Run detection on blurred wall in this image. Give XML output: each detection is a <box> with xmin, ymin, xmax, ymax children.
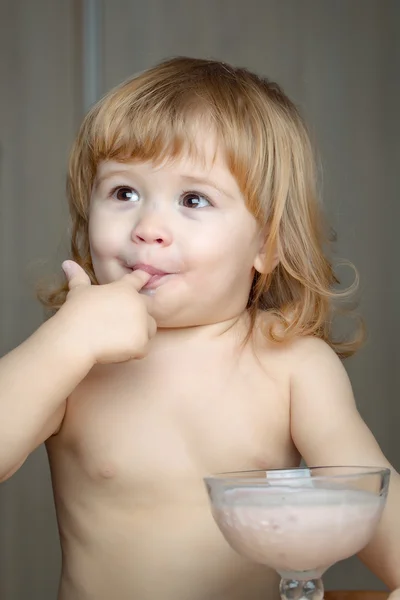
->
<box><xmin>0</xmin><ymin>0</ymin><xmax>399</xmax><ymax>597</ymax></box>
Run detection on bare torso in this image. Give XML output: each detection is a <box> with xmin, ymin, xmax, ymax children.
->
<box><xmin>46</xmin><ymin>325</ymin><xmax>300</xmax><ymax>600</ymax></box>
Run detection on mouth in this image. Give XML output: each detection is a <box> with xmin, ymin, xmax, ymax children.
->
<box><xmin>128</xmin><ymin>263</ymin><xmax>174</xmax><ymax>290</ymax></box>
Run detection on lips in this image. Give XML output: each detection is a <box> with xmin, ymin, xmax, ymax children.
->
<box><xmin>131</xmin><ymin>263</ymin><xmax>168</xmax><ymax>277</ymax></box>
<box><xmin>129</xmin><ymin>262</ymin><xmax>174</xmax><ymax>290</ymax></box>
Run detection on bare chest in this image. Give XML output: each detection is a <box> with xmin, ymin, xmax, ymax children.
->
<box><xmin>51</xmin><ymin>346</ymin><xmax>296</xmax><ymax>496</ymax></box>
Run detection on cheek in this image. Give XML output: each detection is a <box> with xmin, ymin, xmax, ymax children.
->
<box><xmin>89</xmin><ymin>213</ymin><xmax>125</xmax><ymax>259</ymax></box>
<box><xmin>188</xmin><ymin>219</ymin><xmax>258</xmax><ymax>271</ymax></box>
<box><xmin>185</xmin><ymin>234</ymin><xmax>254</xmax><ymax>295</ymax></box>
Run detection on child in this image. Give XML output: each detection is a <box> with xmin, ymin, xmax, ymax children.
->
<box><xmin>0</xmin><ymin>57</ymin><xmax>399</xmax><ymax>600</ymax></box>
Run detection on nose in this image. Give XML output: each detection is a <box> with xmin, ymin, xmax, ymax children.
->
<box><xmin>131</xmin><ymin>210</ymin><xmax>173</xmax><ymax>247</ymax></box>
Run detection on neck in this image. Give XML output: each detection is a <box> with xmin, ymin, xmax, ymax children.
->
<box><xmin>154</xmin><ymin>312</ymin><xmax>251</xmax><ymax>344</ymax></box>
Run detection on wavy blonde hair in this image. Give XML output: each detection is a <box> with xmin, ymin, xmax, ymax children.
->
<box><xmin>39</xmin><ymin>56</ymin><xmax>363</xmax><ymax>358</ymax></box>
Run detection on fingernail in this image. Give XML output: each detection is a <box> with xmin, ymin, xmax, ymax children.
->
<box><xmin>62</xmin><ymin>261</ymin><xmax>71</xmax><ymax>275</ymax></box>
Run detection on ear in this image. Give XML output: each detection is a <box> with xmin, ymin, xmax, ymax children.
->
<box><xmin>253</xmin><ymin>234</ymin><xmax>279</xmax><ymax>275</ymax></box>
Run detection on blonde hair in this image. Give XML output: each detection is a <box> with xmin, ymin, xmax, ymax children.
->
<box><xmin>39</xmin><ymin>56</ymin><xmax>363</xmax><ymax>358</ymax></box>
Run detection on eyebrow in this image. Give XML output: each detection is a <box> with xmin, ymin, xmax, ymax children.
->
<box><xmin>93</xmin><ymin>169</ymin><xmax>134</xmax><ymax>190</ymax></box>
<box><xmin>179</xmin><ymin>175</ymin><xmax>235</xmax><ymax>199</ymax></box>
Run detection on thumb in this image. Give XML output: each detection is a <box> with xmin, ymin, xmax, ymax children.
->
<box><xmin>62</xmin><ymin>260</ymin><xmax>91</xmax><ymax>290</ymax></box>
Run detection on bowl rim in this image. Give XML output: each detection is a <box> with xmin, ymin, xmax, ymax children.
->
<box><xmin>204</xmin><ymin>465</ymin><xmax>391</xmax><ymax>484</ymax></box>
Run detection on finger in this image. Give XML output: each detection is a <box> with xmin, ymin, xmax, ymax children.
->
<box><xmin>62</xmin><ymin>260</ymin><xmax>91</xmax><ymax>290</ymax></box>
<box><xmin>126</xmin><ymin>268</ymin><xmax>153</xmax><ymax>290</ymax></box>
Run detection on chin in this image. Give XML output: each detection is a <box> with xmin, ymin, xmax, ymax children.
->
<box><xmin>149</xmin><ymin>307</ymin><xmax>197</xmax><ymax>329</ymax></box>
<box><xmin>152</xmin><ymin>312</ymin><xmax>188</xmax><ymax>329</ymax></box>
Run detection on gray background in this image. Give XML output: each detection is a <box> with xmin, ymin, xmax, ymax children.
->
<box><xmin>0</xmin><ymin>0</ymin><xmax>399</xmax><ymax>597</ymax></box>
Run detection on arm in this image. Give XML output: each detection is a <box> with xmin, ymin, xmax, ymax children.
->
<box><xmin>0</xmin><ymin>313</ymin><xmax>93</xmax><ymax>481</ymax></box>
<box><xmin>289</xmin><ymin>337</ymin><xmax>400</xmax><ymax>589</ymax></box>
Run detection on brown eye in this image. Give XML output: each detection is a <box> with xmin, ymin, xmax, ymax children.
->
<box><xmin>113</xmin><ymin>187</ymin><xmax>140</xmax><ymax>202</ymax></box>
<box><xmin>181</xmin><ymin>192</ymin><xmax>211</xmax><ymax>208</ymax></box>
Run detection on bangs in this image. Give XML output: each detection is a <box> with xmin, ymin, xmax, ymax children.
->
<box><xmin>92</xmin><ymin>89</ymin><xmax>218</xmax><ymax>167</ymax></box>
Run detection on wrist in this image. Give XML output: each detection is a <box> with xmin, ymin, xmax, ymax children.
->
<box><xmin>35</xmin><ymin>309</ymin><xmax>95</xmax><ymax>375</ymax></box>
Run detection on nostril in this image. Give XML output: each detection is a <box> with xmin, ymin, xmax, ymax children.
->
<box><xmin>133</xmin><ymin>231</ymin><xmax>168</xmax><ymax>244</ymax></box>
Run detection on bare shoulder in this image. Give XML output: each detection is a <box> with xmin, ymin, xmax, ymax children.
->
<box><xmin>279</xmin><ymin>333</ymin><xmax>357</xmax><ymax>421</ymax></box>
<box><xmin>252</xmin><ymin>313</ymin><xmax>342</xmax><ymax>373</ymax></box>
<box><xmin>285</xmin><ymin>335</ymin><xmax>352</xmax><ymax>396</ymax></box>
<box><xmin>284</xmin><ymin>334</ymin><xmax>346</xmax><ymax>373</ymax></box>
<box><xmin>251</xmin><ymin>313</ymin><xmax>353</xmax><ymax>411</ymax></box>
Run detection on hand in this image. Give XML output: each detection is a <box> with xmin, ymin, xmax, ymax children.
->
<box><xmin>388</xmin><ymin>590</ymin><xmax>400</xmax><ymax>600</ymax></box>
<box><xmin>57</xmin><ymin>260</ymin><xmax>157</xmax><ymax>364</ymax></box>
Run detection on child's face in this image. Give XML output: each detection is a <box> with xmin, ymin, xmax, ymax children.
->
<box><xmin>88</xmin><ymin>131</ymin><xmax>265</xmax><ymax>327</ymax></box>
